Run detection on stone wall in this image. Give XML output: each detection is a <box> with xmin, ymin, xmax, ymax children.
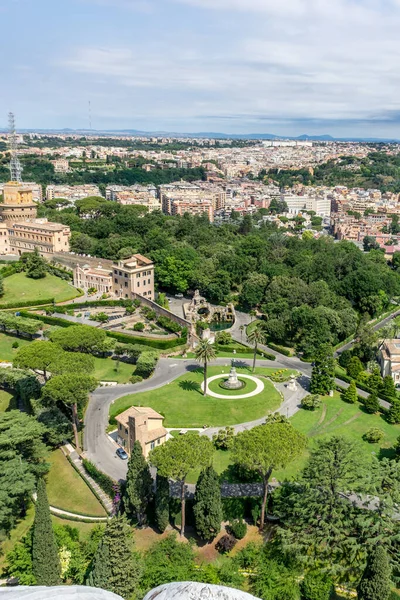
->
<box><xmin>169</xmin><ymin>481</ymin><xmax>265</xmax><ymax>499</ymax></box>
<box><xmin>132</xmin><ymin>293</ymin><xmax>191</xmax><ymax>329</ymax></box>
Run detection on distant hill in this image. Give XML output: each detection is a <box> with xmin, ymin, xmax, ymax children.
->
<box><xmin>0</xmin><ymin>127</ymin><xmax>399</xmax><ymax>143</ymax></box>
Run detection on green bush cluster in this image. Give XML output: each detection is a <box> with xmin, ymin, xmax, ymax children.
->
<box><xmin>0</xmin><ymin>298</ymin><xmax>55</xmax><ymax>310</ymax></box>
<box><xmin>156</xmin><ymin>315</ymin><xmax>183</xmax><ymax>334</ymax></box>
<box><xmin>82</xmin><ymin>458</ymin><xmax>117</xmax><ymax>499</ymax></box>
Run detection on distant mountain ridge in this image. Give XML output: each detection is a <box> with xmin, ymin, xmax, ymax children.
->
<box><xmin>0</xmin><ymin>127</ymin><xmax>398</xmax><ymax>143</ymax></box>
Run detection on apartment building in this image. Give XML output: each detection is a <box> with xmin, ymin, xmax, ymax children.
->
<box><xmin>106</xmin><ymin>185</ymin><xmax>161</xmax><ymax>211</ymax></box>
<box><xmin>51</xmin><ymin>159</ymin><xmax>70</xmax><ymax>173</ymax></box>
<box><xmin>159</xmin><ymin>182</ymin><xmax>225</xmax><ymax>222</ymax></box>
<box><xmin>73</xmin><ymin>254</ymin><xmax>155</xmax><ymax>299</ymax></box>
<box><xmin>283</xmin><ymin>194</ymin><xmax>332</xmax><ymax>216</ymax></box>
<box><xmin>46</xmin><ymin>184</ymin><xmax>101</xmax><ymax>201</ymax></box>
<box><xmin>112</xmin><ymin>254</ymin><xmax>154</xmax><ymax>300</ymax></box>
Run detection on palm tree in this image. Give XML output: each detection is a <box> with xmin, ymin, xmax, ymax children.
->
<box><xmin>195</xmin><ymin>339</ymin><xmax>216</xmax><ymax>396</ymax></box>
<box><xmin>247</xmin><ymin>326</ymin><xmax>266</xmax><ymax>372</ymax></box>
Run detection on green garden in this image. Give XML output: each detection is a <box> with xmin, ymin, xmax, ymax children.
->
<box><xmin>109</xmin><ymin>366</ymin><xmax>284</xmax><ymax>429</ymax></box>
<box><xmin>1</xmin><ymin>272</ymin><xmax>80</xmax><ymax>305</ymax></box>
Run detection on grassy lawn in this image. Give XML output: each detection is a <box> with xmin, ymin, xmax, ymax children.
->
<box><xmin>109</xmin><ymin>366</ymin><xmax>284</xmax><ymax>429</ymax></box>
<box><xmin>46</xmin><ymin>450</ymin><xmax>106</xmax><ymax>517</ymax></box>
<box><xmin>93</xmin><ymin>356</ymin><xmax>135</xmax><ymax>383</ymax></box>
<box><xmin>0</xmin><ymin>389</ymin><xmax>16</xmax><ymax>412</ymax></box>
<box><xmin>2</xmin><ymin>272</ymin><xmax>80</xmax><ymax>305</ymax></box>
<box><xmin>274</xmin><ymin>392</ymin><xmax>400</xmax><ymax>481</ymax></box>
<box><xmin>0</xmin><ymin>332</ymin><xmax>32</xmax><ymax>362</ymax></box>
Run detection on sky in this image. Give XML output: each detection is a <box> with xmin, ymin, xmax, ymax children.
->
<box><xmin>2</xmin><ymin>0</ymin><xmax>400</xmax><ymax>137</ymax></box>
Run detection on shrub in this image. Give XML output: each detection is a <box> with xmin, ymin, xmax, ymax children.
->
<box><xmin>301</xmin><ymin>571</ymin><xmax>334</xmax><ymax>600</ymax></box>
<box><xmin>301</xmin><ymin>394</ymin><xmax>321</xmax><ymax>411</ymax></box>
<box><xmin>363</xmin><ymin>428</ymin><xmax>385</xmax><ymax>443</ymax></box>
<box><xmin>12</xmin><ymin>341</ymin><xmax>19</xmax><ymax>349</ymax></box>
<box><xmin>363</xmin><ymin>392</ymin><xmax>380</xmax><ymax>414</ymax></box>
<box><xmin>133</xmin><ymin>322</ymin><xmax>145</xmax><ymax>332</ymax></box>
<box><xmin>82</xmin><ymin>459</ymin><xmax>117</xmax><ymax>498</ymax></box>
<box><xmin>212</xmin><ymin>426</ymin><xmax>235</xmax><ymax>450</ymax></box>
<box><xmin>215</xmin><ymin>331</ymin><xmax>232</xmax><ymax>346</ymax></box>
<box><xmin>156</xmin><ymin>315</ymin><xmax>183</xmax><ymax>334</ymax></box>
<box><xmin>267</xmin><ymin>342</ymin><xmax>292</xmax><ymax>357</ymax></box>
<box><xmin>135</xmin><ymin>352</ymin><xmax>158</xmax><ymax>378</ymax></box>
<box><xmin>216</xmin><ymin>534</ymin><xmax>236</xmax><ymax>554</ymax></box>
<box><xmin>129</xmin><ymin>375</ymin><xmax>143</xmax><ymax>384</ymax></box>
<box><xmin>338</xmin><ymin>349</ymin><xmax>352</xmax><ymax>369</ymax></box>
<box><xmin>228</xmin><ymin>519</ymin><xmax>247</xmax><ymax>540</ymax></box>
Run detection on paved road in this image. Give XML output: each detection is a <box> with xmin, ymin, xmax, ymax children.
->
<box><xmin>83</xmin><ymin>356</ymin><xmax>306</xmax><ymax>481</ymax></box>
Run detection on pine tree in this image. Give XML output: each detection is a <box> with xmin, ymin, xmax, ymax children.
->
<box><xmin>32</xmin><ymin>478</ymin><xmax>61</xmax><ymax>586</ymax></box>
<box><xmin>86</xmin><ymin>515</ymin><xmax>141</xmax><ymax>599</ymax></box>
<box><xmin>193</xmin><ymin>466</ymin><xmax>223</xmax><ymax>542</ymax></box>
<box><xmin>364</xmin><ymin>392</ymin><xmax>380</xmax><ymax>414</ymax></box>
<box><xmin>381</xmin><ymin>375</ymin><xmax>397</xmax><ymax>399</ymax></box>
<box><xmin>387</xmin><ymin>399</ymin><xmax>400</xmax><ymax>424</ymax></box>
<box><xmin>310</xmin><ymin>344</ymin><xmax>335</xmax><ymax>395</ymax></box>
<box><xmin>357</xmin><ymin>546</ymin><xmax>391</xmax><ymax>600</ymax></box>
<box><xmin>123</xmin><ymin>441</ymin><xmax>153</xmax><ymax>526</ymax></box>
<box><xmin>155</xmin><ymin>474</ymin><xmax>170</xmax><ymax>533</ymax></box>
<box><xmin>86</xmin><ymin>535</ymin><xmax>109</xmax><ymax>591</ymax></box>
<box><xmin>342</xmin><ymin>380</ymin><xmax>357</xmax><ymax>404</ymax></box>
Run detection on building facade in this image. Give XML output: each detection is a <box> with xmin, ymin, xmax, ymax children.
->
<box><xmin>73</xmin><ymin>254</ymin><xmax>155</xmax><ymax>299</ymax></box>
<box><xmin>379</xmin><ymin>340</ymin><xmax>400</xmax><ymax>385</ymax></box>
<box><xmin>115</xmin><ymin>406</ymin><xmax>167</xmax><ymax>458</ymax></box>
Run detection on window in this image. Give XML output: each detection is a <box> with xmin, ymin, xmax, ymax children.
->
<box><xmin>124</xmin><ymin>273</ymin><xmax>128</xmax><ymax>278</ymax></box>
<box><xmin>148</xmin><ymin>279</ymin><xmax>151</xmax><ymax>284</ymax></box>
<box><xmin>119</xmin><ymin>271</ymin><xmax>122</xmax><ymax>276</ymax></box>
<box><xmin>136</xmin><ymin>273</ymin><xmax>140</xmax><ymax>278</ymax></box>
<box><xmin>114</xmin><ymin>269</ymin><xmax>118</xmax><ymax>275</ymax></box>
<box><xmin>114</xmin><ymin>278</ymin><xmax>118</xmax><ymax>284</ymax></box>
<box><xmin>137</xmin><ymin>281</ymin><xmax>140</xmax><ymax>287</ymax></box>
<box><xmin>125</xmin><ymin>428</ymin><xmax>128</xmax><ymax>435</ymax></box>
<box><xmin>124</xmin><ymin>282</ymin><xmax>128</xmax><ymax>288</ymax></box>
<box><xmin>119</xmin><ymin>423</ymin><xmax>122</xmax><ymax>430</ymax></box>
<box><xmin>151</xmin><ymin>441</ymin><xmax>155</xmax><ymax>450</ymax></box>
<box><xmin>157</xmin><ymin>438</ymin><xmax>161</xmax><ymax>445</ymax></box>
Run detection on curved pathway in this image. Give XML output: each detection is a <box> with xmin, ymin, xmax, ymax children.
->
<box><xmin>84</xmin><ymin>357</ymin><xmax>309</xmax><ymax>481</ymax></box>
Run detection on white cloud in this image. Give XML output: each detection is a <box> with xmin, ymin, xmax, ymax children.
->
<box><xmin>55</xmin><ymin>0</ymin><xmax>400</xmax><ymax>132</ymax></box>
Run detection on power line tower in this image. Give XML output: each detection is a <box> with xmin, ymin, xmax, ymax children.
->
<box><xmin>8</xmin><ymin>112</ymin><xmax>22</xmax><ymax>183</ymax></box>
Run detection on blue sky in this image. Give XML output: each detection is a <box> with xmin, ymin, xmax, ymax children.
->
<box><xmin>2</xmin><ymin>0</ymin><xmax>400</xmax><ymax>136</ymax></box>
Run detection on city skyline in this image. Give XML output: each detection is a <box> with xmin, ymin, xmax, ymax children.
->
<box><xmin>2</xmin><ymin>0</ymin><xmax>400</xmax><ymax>137</ymax></box>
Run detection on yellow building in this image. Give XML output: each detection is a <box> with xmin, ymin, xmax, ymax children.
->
<box><xmin>1</xmin><ymin>182</ymin><xmax>38</xmax><ymax>222</ymax></box>
<box><xmin>115</xmin><ymin>406</ymin><xmax>167</xmax><ymax>458</ymax></box>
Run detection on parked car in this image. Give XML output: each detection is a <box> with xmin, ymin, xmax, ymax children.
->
<box><xmin>175</xmin><ymin>293</ymin><xmax>184</xmax><ymax>298</ymax></box>
<box><xmin>116</xmin><ymin>447</ymin><xmax>128</xmax><ymax>460</ymax></box>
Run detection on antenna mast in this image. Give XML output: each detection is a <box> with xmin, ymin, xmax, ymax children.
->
<box><xmin>8</xmin><ymin>112</ymin><xmax>22</xmax><ymax>183</ymax></box>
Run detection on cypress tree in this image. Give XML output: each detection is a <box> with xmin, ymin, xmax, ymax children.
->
<box><xmin>193</xmin><ymin>466</ymin><xmax>223</xmax><ymax>541</ymax></box>
<box><xmin>364</xmin><ymin>392</ymin><xmax>380</xmax><ymax>414</ymax></box>
<box><xmin>357</xmin><ymin>546</ymin><xmax>391</xmax><ymax>600</ymax></box>
<box><xmin>155</xmin><ymin>474</ymin><xmax>170</xmax><ymax>533</ymax></box>
<box><xmin>123</xmin><ymin>441</ymin><xmax>153</xmax><ymax>525</ymax></box>
<box><xmin>86</xmin><ymin>535</ymin><xmax>109</xmax><ymax>591</ymax></box>
<box><xmin>387</xmin><ymin>399</ymin><xmax>400</xmax><ymax>424</ymax></box>
<box><xmin>342</xmin><ymin>380</ymin><xmax>357</xmax><ymax>404</ymax></box>
<box><xmin>86</xmin><ymin>515</ymin><xmax>141</xmax><ymax>599</ymax></box>
<box><xmin>32</xmin><ymin>478</ymin><xmax>61</xmax><ymax>585</ymax></box>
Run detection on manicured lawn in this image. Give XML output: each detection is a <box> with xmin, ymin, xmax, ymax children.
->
<box><xmin>0</xmin><ymin>390</ymin><xmax>16</xmax><ymax>412</ymax></box>
<box><xmin>93</xmin><ymin>356</ymin><xmax>135</xmax><ymax>383</ymax></box>
<box><xmin>275</xmin><ymin>392</ymin><xmax>400</xmax><ymax>480</ymax></box>
<box><xmin>0</xmin><ymin>332</ymin><xmax>32</xmax><ymax>362</ymax></box>
<box><xmin>109</xmin><ymin>366</ymin><xmax>283</xmax><ymax>428</ymax></box>
<box><xmin>46</xmin><ymin>450</ymin><xmax>106</xmax><ymax>517</ymax></box>
<box><xmin>2</xmin><ymin>272</ymin><xmax>80</xmax><ymax>305</ymax></box>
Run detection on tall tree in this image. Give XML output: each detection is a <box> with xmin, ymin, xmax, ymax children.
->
<box><xmin>41</xmin><ymin>374</ymin><xmax>97</xmax><ymax>449</ymax></box>
<box><xmin>154</xmin><ymin>474</ymin><xmax>170</xmax><ymax>533</ymax></box>
<box><xmin>150</xmin><ymin>433</ymin><xmax>213</xmax><ymax>537</ymax></box>
<box><xmin>247</xmin><ymin>325</ymin><xmax>266</xmax><ymax>372</ymax></box>
<box><xmin>23</xmin><ymin>248</ymin><xmax>47</xmax><ymax>279</ymax></box>
<box><xmin>13</xmin><ymin>342</ymin><xmax>63</xmax><ymax>381</ymax></box>
<box><xmin>233</xmin><ymin>423</ymin><xmax>307</xmax><ymax>530</ymax></box>
<box><xmin>123</xmin><ymin>441</ymin><xmax>153</xmax><ymax>526</ymax></box>
<box><xmin>86</xmin><ymin>515</ymin><xmax>141</xmax><ymax>599</ymax></box>
<box><xmin>310</xmin><ymin>344</ymin><xmax>335</xmax><ymax>395</ymax></box>
<box><xmin>342</xmin><ymin>380</ymin><xmax>357</xmax><ymax>404</ymax></box>
<box><xmin>32</xmin><ymin>478</ymin><xmax>61</xmax><ymax>585</ymax></box>
<box><xmin>357</xmin><ymin>547</ymin><xmax>392</xmax><ymax>600</ymax></box>
<box><xmin>195</xmin><ymin>339</ymin><xmax>216</xmax><ymax>397</ymax></box>
<box><xmin>193</xmin><ymin>466</ymin><xmax>223</xmax><ymax>542</ymax></box>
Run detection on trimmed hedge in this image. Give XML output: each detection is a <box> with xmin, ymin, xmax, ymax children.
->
<box><xmin>335</xmin><ymin>369</ymin><xmax>395</xmax><ymax>404</ymax></box>
<box><xmin>267</xmin><ymin>342</ymin><xmax>292</xmax><ymax>357</ymax></box>
<box><xmin>19</xmin><ymin>311</ymin><xmax>188</xmax><ymax>349</ymax></box>
<box><xmin>0</xmin><ymin>297</ymin><xmax>55</xmax><ymax>310</ymax></box>
<box><xmin>82</xmin><ymin>458</ymin><xmax>117</xmax><ymax>500</ymax></box>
